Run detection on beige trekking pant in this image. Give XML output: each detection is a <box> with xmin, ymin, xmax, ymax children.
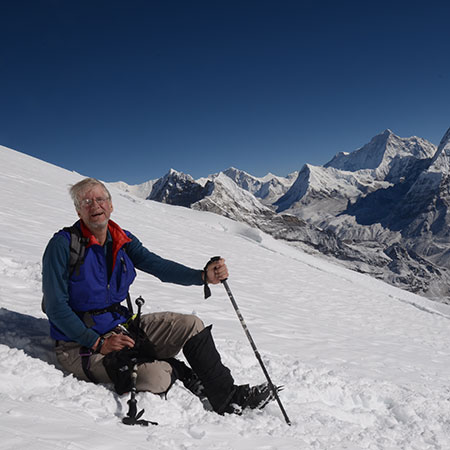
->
<box><xmin>55</xmin><ymin>312</ymin><xmax>204</xmax><ymax>394</ymax></box>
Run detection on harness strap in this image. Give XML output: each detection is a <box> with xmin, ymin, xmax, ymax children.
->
<box><xmin>79</xmin><ymin>301</ymin><xmax>131</xmax><ymax>328</ymax></box>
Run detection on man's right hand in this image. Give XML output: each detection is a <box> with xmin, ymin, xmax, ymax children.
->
<box><xmin>93</xmin><ymin>333</ymin><xmax>135</xmax><ymax>354</ymax></box>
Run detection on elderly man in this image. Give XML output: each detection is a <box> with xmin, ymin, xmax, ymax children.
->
<box><xmin>42</xmin><ymin>177</ymin><xmax>274</xmax><ymax>415</ymax></box>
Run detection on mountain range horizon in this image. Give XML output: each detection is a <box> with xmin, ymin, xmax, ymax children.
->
<box><xmin>111</xmin><ymin>126</ymin><xmax>450</xmax><ymax>304</ymax></box>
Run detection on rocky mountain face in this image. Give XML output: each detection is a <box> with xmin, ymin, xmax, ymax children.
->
<box><xmin>117</xmin><ymin>128</ymin><xmax>450</xmax><ymax>303</ymax></box>
<box><xmin>146</xmin><ymin>169</ymin><xmax>209</xmax><ymax>207</ymax></box>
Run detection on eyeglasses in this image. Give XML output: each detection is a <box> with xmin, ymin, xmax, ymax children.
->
<box><xmin>79</xmin><ymin>196</ymin><xmax>110</xmax><ymax>208</ymax></box>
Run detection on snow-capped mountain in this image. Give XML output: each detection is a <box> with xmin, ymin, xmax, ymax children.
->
<box><xmin>146</xmin><ymin>169</ymin><xmax>208</xmax><ymax>207</ymax></box>
<box><xmin>274</xmin><ymin>164</ymin><xmax>390</xmax><ymax>223</ymax></box>
<box><xmin>384</xmin><ymin>129</ymin><xmax>450</xmax><ymax>268</ymax></box>
<box><xmin>329</xmin><ymin>129</ymin><xmax>450</xmax><ymax>279</ymax></box>
<box><xmin>223</xmin><ymin>167</ymin><xmax>298</xmax><ymax>205</ymax></box>
<box><xmin>430</xmin><ymin>126</ymin><xmax>450</xmax><ymax>172</ymax></box>
<box><xmin>325</xmin><ymin>129</ymin><xmax>436</xmax><ymax>182</ymax></box>
<box><xmin>191</xmin><ymin>173</ymin><xmax>274</xmax><ymax>224</ymax></box>
<box><xmin>122</xmin><ymin>169</ymin><xmax>273</xmax><ymax>222</ymax></box>
<box><xmin>400</xmin><ymin>125</ymin><xmax>450</xmax><ymax>220</ymax></box>
<box><xmin>275</xmin><ymin>130</ymin><xmax>436</xmax><ymax>223</ymax></box>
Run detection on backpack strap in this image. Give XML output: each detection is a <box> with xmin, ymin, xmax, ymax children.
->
<box><xmin>41</xmin><ymin>224</ymin><xmax>88</xmax><ymax>314</ymax></box>
<box><xmin>63</xmin><ymin>225</ymin><xmax>90</xmax><ymax>277</ymax></box>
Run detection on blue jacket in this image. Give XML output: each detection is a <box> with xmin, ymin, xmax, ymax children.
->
<box><xmin>42</xmin><ymin>220</ymin><xmax>204</xmax><ymax>348</ymax></box>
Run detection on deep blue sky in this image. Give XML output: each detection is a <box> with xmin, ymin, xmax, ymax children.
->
<box><xmin>1</xmin><ymin>0</ymin><xmax>449</xmax><ymax>184</ymax></box>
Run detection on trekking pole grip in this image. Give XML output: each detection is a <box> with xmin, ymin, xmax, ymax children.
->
<box><xmin>204</xmin><ymin>256</ymin><xmax>227</xmax><ymax>298</ymax></box>
<box><xmin>211</xmin><ymin>256</ymin><xmax>229</xmax><ymax>282</ymax></box>
<box><xmin>135</xmin><ymin>296</ymin><xmax>145</xmax><ymax>328</ymax></box>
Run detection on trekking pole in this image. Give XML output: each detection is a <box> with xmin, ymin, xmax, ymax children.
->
<box><xmin>221</xmin><ymin>279</ymin><xmax>291</xmax><ymax>425</ymax></box>
<box><xmin>122</xmin><ymin>296</ymin><xmax>157</xmax><ymax>426</ymax></box>
<box><xmin>206</xmin><ymin>257</ymin><xmax>291</xmax><ymax>425</ymax></box>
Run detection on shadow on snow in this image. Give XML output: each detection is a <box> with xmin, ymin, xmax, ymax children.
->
<box><xmin>0</xmin><ymin>307</ymin><xmax>61</xmax><ymax>369</ymax></box>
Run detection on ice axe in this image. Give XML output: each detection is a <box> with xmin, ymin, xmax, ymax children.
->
<box><xmin>204</xmin><ymin>257</ymin><xmax>292</xmax><ymax>426</ymax></box>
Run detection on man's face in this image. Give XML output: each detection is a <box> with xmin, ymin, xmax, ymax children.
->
<box><xmin>76</xmin><ymin>185</ymin><xmax>113</xmax><ymax>232</ymax></box>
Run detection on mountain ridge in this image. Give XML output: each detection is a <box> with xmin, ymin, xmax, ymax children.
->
<box><xmin>113</xmin><ymin>128</ymin><xmax>450</xmax><ymax>302</ymax></box>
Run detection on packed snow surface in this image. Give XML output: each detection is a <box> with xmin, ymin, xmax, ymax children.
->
<box><xmin>1</xmin><ymin>144</ymin><xmax>450</xmax><ymax>449</ymax></box>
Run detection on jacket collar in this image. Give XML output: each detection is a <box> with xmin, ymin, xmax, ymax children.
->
<box><xmin>79</xmin><ymin>219</ymin><xmax>132</xmax><ymax>253</ymax></box>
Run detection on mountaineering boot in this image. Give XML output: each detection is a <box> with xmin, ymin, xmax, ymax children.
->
<box><xmin>183</xmin><ymin>325</ymin><xmax>237</xmax><ymax>413</ymax></box>
<box><xmin>183</xmin><ymin>325</ymin><xmax>280</xmax><ymax>415</ymax></box>
<box><xmin>221</xmin><ymin>382</ymin><xmax>282</xmax><ymax>415</ymax></box>
<box><xmin>166</xmin><ymin>358</ymin><xmax>205</xmax><ymax>398</ymax></box>
<box><xmin>181</xmin><ymin>371</ymin><xmax>205</xmax><ymax>398</ymax></box>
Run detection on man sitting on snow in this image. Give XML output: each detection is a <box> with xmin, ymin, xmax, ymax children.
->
<box><xmin>42</xmin><ymin>177</ymin><xmax>274</xmax><ymax>415</ymax></box>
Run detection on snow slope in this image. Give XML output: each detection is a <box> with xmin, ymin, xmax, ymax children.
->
<box><xmin>109</xmin><ymin>179</ymin><xmax>156</xmax><ymax>200</ymax></box>
<box><xmin>1</xmin><ymin>144</ymin><xmax>450</xmax><ymax>449</ymax></box>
